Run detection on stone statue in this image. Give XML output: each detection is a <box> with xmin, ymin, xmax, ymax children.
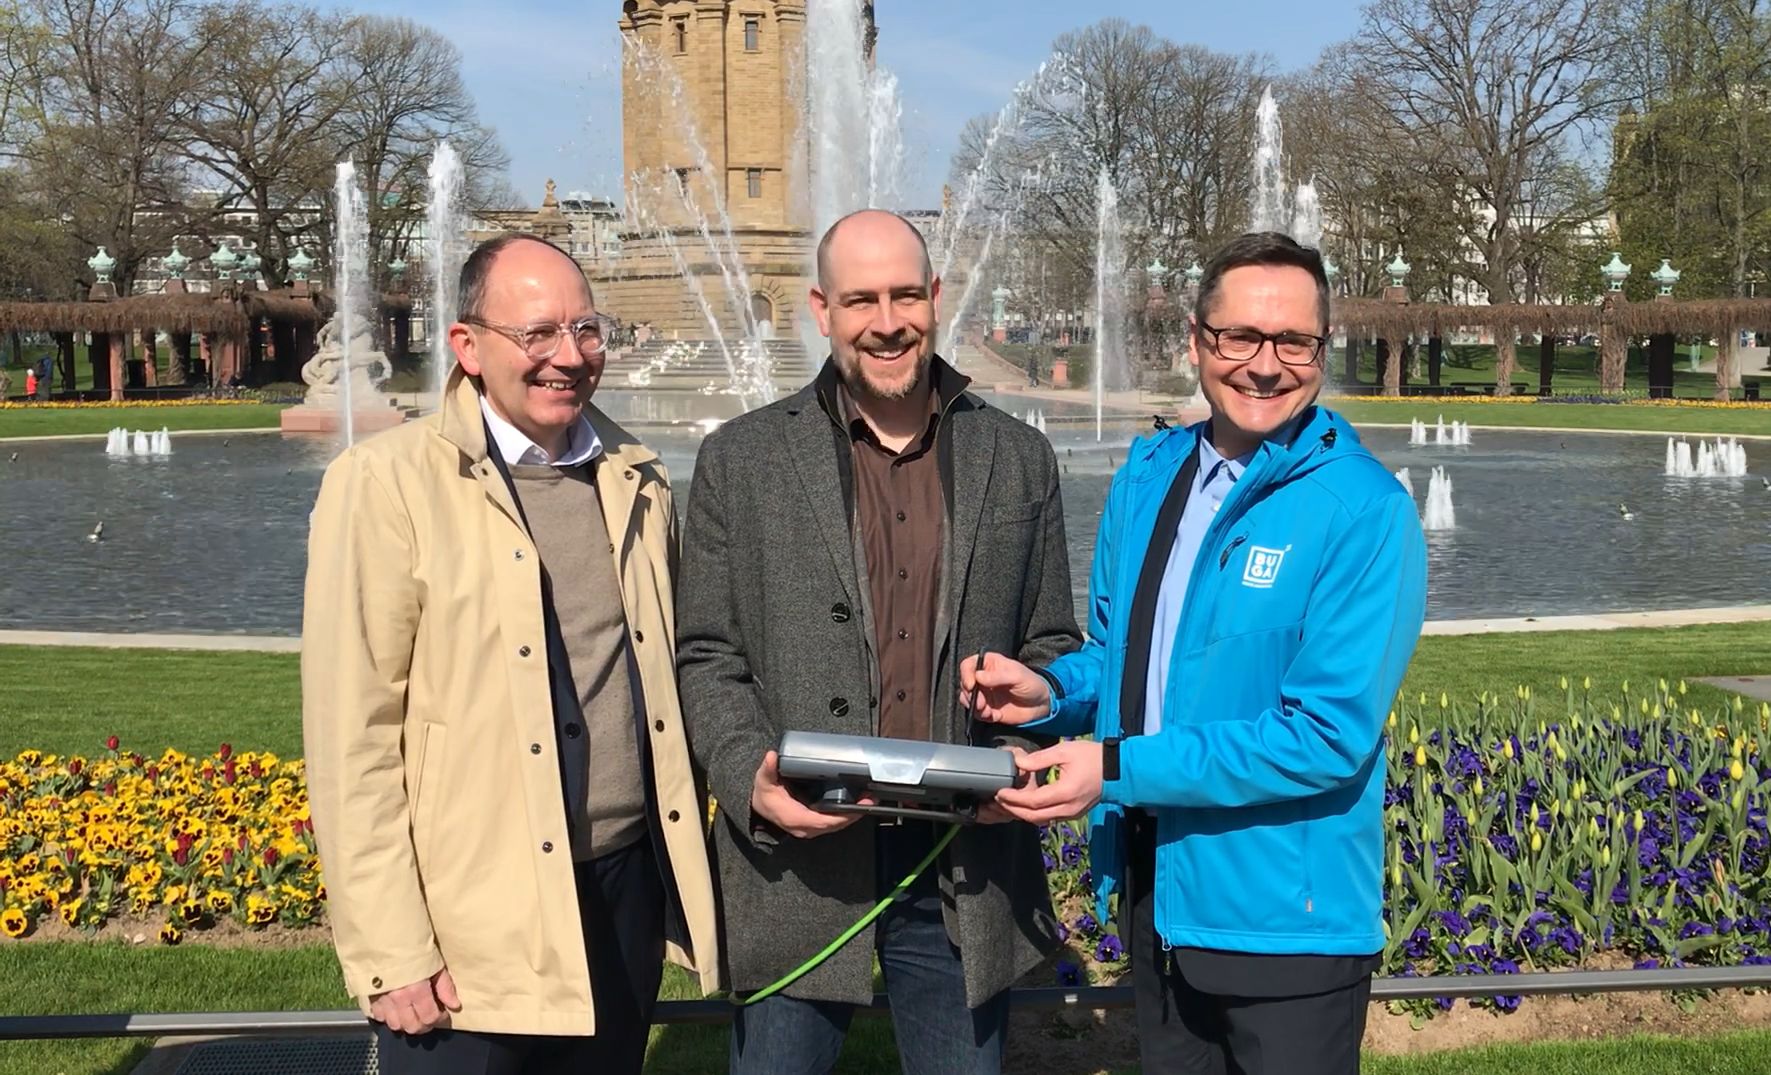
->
<box><xmin>300</xmin><ymin>312</ymin><xmax>395</xmax><ymax>409</ymax></box>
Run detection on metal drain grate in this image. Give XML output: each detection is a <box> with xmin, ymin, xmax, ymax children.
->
<box><xmin>172</xmin><ymin>1034</ymin><xmax>378</xmax><ymax>1075</ymax></box>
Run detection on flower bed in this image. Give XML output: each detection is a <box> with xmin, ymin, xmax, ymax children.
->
<box><xmin>0</xmin><ymin>399</ymin><xmax>263</xmax><ymax>410</ymax></box>
<box><xmin>1041</xmin><ymin>681</ymin><xmax>1771</xmax><ymax>1014</ymax></box>
<box><xmin>5</xmin><ymin>681</ymin><xmax>1768</xmax><ymax>1022</ymax></box>
<box><xmin>0</xmin><ymin>743</ymin><xmax>318</xmax><ymax>944</ymax></box>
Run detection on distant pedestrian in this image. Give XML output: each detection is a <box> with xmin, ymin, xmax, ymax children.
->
<box><xmin>24</xmin><ymin>369</ymin><xmax>36</xmax><ymax>399</ymax></box>
<box><xmin>1026</xmin><ymin>350</ymin><xmax>1039</xmax><ymax>387</ymax></box>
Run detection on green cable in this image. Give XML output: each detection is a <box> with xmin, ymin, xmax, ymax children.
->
<box><xmin>733</xmin><ymin>822</ymin><xmax>960</xmax><ymax>1006</ymax></box>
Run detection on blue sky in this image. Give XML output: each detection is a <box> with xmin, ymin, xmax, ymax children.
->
<box><xmin>350</xmin><ymin>0</ymin><xmax>1366</xmax><ymax>208</ymax></box>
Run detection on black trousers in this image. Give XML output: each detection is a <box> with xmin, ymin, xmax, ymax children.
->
<box><xmin>1123</xmin><ymin>820</ymin><xmax>1372</xmax><ymax>1075</ymax></box>
<box><xmin>375</xmin><ymin>836</ymin><xmax>667</xmax><ymax>1075</ymax></box>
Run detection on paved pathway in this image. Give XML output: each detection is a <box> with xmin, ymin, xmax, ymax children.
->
<box><xmin>4</xmin><ymin>605</ymin><xmax>1765</xmax><ymax>653</ymax></box>
<box><xmin>1698</xmin><ymin>676</ymin><xmax>1771</xmax><ymax>704</ymax></box>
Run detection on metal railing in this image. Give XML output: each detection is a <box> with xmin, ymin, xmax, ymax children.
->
<box><xmin>4</xmin><ymin>965</ymin><xmax>1770</xmax><ymax>1040</ymax></box>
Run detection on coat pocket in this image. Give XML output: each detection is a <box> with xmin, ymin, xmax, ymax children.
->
<box><xmin>412</xmin><ymin>722</ymin><xmax>447</xmax><ymax>873</ymax></box>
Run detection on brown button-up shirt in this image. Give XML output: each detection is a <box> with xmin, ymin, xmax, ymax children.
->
<box><xmin>839</xmin><ymin>380</ymin><xmax>945</xmax><ymax>742</ymax></box>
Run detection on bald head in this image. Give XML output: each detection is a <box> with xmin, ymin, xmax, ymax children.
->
<box><xmin>815</xmin><ymin>209</ymin><xmax>933</xmax><ymax>293</ymax></box>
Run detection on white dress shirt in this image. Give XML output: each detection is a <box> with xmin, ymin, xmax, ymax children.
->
<box><xmin>479</xmin><ymin>395</ymin><xmax>603</xmax><ymax>468</ymax></box>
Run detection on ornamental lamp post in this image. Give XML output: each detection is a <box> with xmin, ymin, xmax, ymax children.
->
<box><xmin>161</xmin><ymin>243</ymin><xmax>190</xmax><ymax>295</ymax></box>
<box><xmin>1183</xmin><ymin>259</ymin><xmax>1204</xmax><ymax>292</ymax></box>
<box><xmin>287</xmin><ymin>248</ymin><xmax>315</xmax><ymax>297</ymax></box>
<box><xmin>1601</xmin><ymin>251</ymin><xmax>1632</xmax><ymax>293</ymax></box>
<box><xmin>237</xmin><ymin>248</ymin><xmax>262</xmax><ymax>290</ymax></box>
<box><xmin>209</xmin><ymin>242</ymin><xmax>239</xmax><ymax>293</ymax></box>
<box><xmin>87</xmin><ymin>246</ymin><xmax>117</xmax><ymax>300</ymax></box>
<box><xmin>1324</xmin><ymin>256</ymin><xmax>1341</xmax><ymax>292</ymax></box>
<box><xmin>1650</xmin><ymin>258</ymin><xmax>1680</xmax><ymax>300</ymax></box>
<box><xmin>388</xmin><ymin>255</ymin><xmax>408</xmax><ymax>288</ymax></box>
<box><xmin>1384</xmin><ymin>251</ymin><xmax>1410</xmax><ymax>304</ymax></box>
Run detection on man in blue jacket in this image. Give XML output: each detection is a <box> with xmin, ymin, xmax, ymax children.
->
<box><xmin>967</xmin><ymin>232</ymin><xmax>1427</xmax><ymax>1073</ymax></box>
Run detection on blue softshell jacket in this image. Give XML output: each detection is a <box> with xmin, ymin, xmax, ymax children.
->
<box><xmin>1035</xmin><ymin>405</ymin><xmax>1427</xmax><ymax>956</ymax></box>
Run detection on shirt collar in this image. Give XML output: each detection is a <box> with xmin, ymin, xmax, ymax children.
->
<box><xmin>479</xmin><ymin>394</ymin><xmax>603</xmax><ymax>468</ymax></box>
<box><xmin>1198</xmin><ymin>412</ymin><xmax>1309</xmax><ymax>484</ymax></box>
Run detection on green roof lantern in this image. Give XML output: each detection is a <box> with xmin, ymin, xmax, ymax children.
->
<box><xmin>1601</xmin><ymin>251</ymin><xmax>1632</xmax><ymax>292</ymax></box>
<box><xmin>162</xmin><ymin>244</ymin><xmax>189</xmax><ymax>280</ymax></box>
<box><xmin>1650</xmin><ymin>257</ymin><xmax>1680</xmax><ymax>296</ymax></box>
<box><xmin>1183</xmin><ymin>259</ymin><xmax>1204</xmax><ymax>288</ymax></box>
<box><xmin>286</xmin><ymin>248</ymin><xmax>314</xmax><ymax>282</ymax></box>
<box><xmin>238</xmin><ymin>248</ymin><xmax>262</xmax><ymax>281</ymax></box>
<box><xmin>1324</xmin><ymin>256</ymin><xmax>1340</xmax><ymax>285</ymax></box>
<box><xmin>1386</xmin><ymin>252</ymin><xmax>1411</xmax><ymax>288</ymax></box>
<box><xmin>387</xmin><ymin>255</ymin><xmax>408</xmax><ymax>279</ymax></box>
<box><xmin>1146</xmin><ymin>256</ymin><xmax>1169</xmax><ymax>281</ymax></box>
<box><xmin>87</xmin><ymin>246</ymin><xmax>116</xmax><ymax>284</ymax></box>
<box><xmin>209</xmin><ymin>241</ymin><xmax>239</xmax><ymax>280</ymax></box>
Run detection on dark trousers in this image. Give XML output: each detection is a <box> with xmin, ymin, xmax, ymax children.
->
<box><xmin>729</xmin><ymin>821</ymin><xmax>1009</xmax><ymax>1075</ymax></box>
<box><xmin>375</xmin><ymin>836</ymin><xmax>667</xmax><ymax>1075</ymax></box>
<box><xmin>1124</xmin><ymin>821</ymin><xmax>1371</xmax><ymax>1075</ymax></box>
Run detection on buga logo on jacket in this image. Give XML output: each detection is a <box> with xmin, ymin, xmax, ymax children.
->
<box><xmin>1036</xmin><ymin>405</ymin><xmax>1428</xmax><ymax>959</ymax></box>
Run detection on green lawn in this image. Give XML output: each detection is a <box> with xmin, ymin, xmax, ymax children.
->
<box><xmin>3</xmin><ymin>621</ymin><xmax>1765</xmax><ymax>761</ymax></box>
<box><xmin>1332</xmin><ymin>399</ymin><xmax>1771</xmax><ymax>437</ymax></box>
<box><xmin>0</xmin><ymin>403</ymin><xmax>287</xmax><ymax>438</ymax></box>
<box><xmin>0</xmin><ymin>647</ymin><xmax>302</xmax><ymax>758</ymax></box>
<box><xmin>0</xmin><ymin>940</ymin><xmax>1766</xmax><ymax>1074</ymax></box>
<box><xmin>1361</xmin><ymin>1030</ymin><xmax>1771</xmax><ymax>1075</ymax></box>
<box><xmin>3</xmin><ymin>626</ymin><xmax>1768</xmax><ymax>1072</ymax></box>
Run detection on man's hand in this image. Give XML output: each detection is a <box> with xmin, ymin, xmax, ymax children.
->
<box><xmin>959</xmin><ymin>653</ymin><xmax>1052</xmax><ymax>727</ymax></box>
<box><xmin>369</xmin><ymin>968</ymin><xmax>460</xmax><ymax>1036</ymax></box>
<box><xmin>975</xmin><ymin>746</ymin><xmax>1031</xmax><ymax>824</ymax></box>
<box><xmin>751</xmin><ymin>750</ymin><xmax>868</xmax><ymax>838</ymax></box>
<box><xmin>995</xmin><ymin>740</ymin><xmax>1104</xmax><ymax>823</ymax></box>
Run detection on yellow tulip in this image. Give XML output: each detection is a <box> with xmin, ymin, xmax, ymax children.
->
<box><xmin>1679</xmin><ymin>680</ymin><xmax>1687</xmax><ymax>696</ymax></box>
<box><xmin>1414</xmin><ymin>745</ymin><xmax>1427</xmax><ymax>768</ymax></box>
<box><xmin>1559</xmin><ymin>676</ymin><xmax>1568</xmax><ymax>690</ymax></box>
<box><xmin>1439</xmin><ymin>692</ymin><xmax>1449</xmax><ymax>710</ymax></box>
<box><xmin>1388</xmin><ymin>710</ymin><xmax>1397</xmax><ymax>730</ymax></box>
<box><xmin>1583</xmin><ymin>676</ymin><xmax>1591</xmax><ymax>691</ymax></box>
<box><xmin>1731</xmin><ymin>759</ymin><xmax>1746</xmax><ymax>782</ymax></box>
<box><xmin>1601</xmin><ymin>845</ymin><xmax>1612</xmax><ymax>867</ymax></box>
<box><xmin>1473</xmin><ymin>776</ymin><xmax>1485</xmax><ymax>796</ymax></box>
<box><xmin>1531</xmin><ymin>831</ymin><xmax>1543</xmax><ymax>853</ymax></box>
<box><xmin>1666</xmin><ymin>768</ymin><xmax>1678</xmax><ymax>789</ymax></box>
<box><xmin>1503</xmin><ymin>739</ymin><xmax>1515</xmax><ymax>760</ymax></box>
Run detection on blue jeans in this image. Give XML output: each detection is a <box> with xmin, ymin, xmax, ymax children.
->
<box><xmin>729</xmin><ymin>823</ymin><xmax>1010</xmax><ymax>1075</ymax></box>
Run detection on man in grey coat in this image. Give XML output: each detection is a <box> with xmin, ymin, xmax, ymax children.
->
<box><xmin>677</xmin><ymin>209</ymin><xmax>1082</xmax><ymax>1075</ymax></box>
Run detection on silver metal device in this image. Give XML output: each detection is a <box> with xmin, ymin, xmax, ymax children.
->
<box><xmin>777</xmin><ymin>730</ymin><xmax>1019</xmax><ymax>823</ymax></box>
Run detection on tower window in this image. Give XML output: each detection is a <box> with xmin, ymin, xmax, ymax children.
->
<box><xmin>744</xmin><ymin>17</ymin><xmax>760</xmax><ymax>51</ymax></box>
<box><xmin>747</xmin><ymin>169</ymin><xmax>762</xmax><ymax>198</ymax></box>
<box><xmin>674</xmin><ymin>167</ymin><xmax>691</xmax><ymax>193</ymax></box>
<box><xmin>673</xmin><ymin>17</ymin><xmax>687</xmax><ymax>53</ymax></box>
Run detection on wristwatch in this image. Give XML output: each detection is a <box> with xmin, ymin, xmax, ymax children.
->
<box><xmin>1102</xmin><ymin>736</ymin><xmax>1122</xmax><ymax>781</ymax></box>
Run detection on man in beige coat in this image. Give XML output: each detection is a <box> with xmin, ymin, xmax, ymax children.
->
<box><xmin>302</xmin><ymin>233</ymin><xmax>718</xmax><ymax>1074</ymax></box>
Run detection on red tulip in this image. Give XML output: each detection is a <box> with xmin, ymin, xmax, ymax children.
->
<box><xmin>218</xmin><ymin>743</ymin><xmax>233</xmax><ymax>760</ymax></box>
<box><xmin>105</xmin><ymin>735</ymin><xmax>119</xmax><ymax>751</ymax></box>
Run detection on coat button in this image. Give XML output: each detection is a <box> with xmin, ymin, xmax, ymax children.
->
<box><xmin>565</xmin><ymin>722</ymin><xmax>582</xmax><ymax>738</ymax></box>
<box><xmin>869</xmin><ymin>696</ymin><xmax>878</xmax><ymax>708</ymax></box>
<box><xmin>653</xmin><ymin>719</ymin><xmax>665</xmax><ymax>732</ymax></box>
<box><xmin>514</xmin><ymin>549</ymin><xmax>525</xmax><ymax>561</ymax></box>
<box><xmin>542</xmin><ymin>841</ymin><xmax>554</xmax><ymax>853</ymax></box>
<box><xmin>829</xmin><ymin>697</ymin><xmax>849</xmax><ymax>717</ymax></box>
<box><xmin>518</xmin><ymin>645</ymin><xmax>532</xmax><ymax>658</ymax></box>
<box><xmin>896</xmin><ymin>629</ymin><xmax>909</xmax><ymax>640</ymax></box>
<box><xmin>895</xmin><ymin>690</ymin><xmax>907</xmax><ymax>702</ymax></box>
<box><xmin>634</xmin><ymin>630</ymin><xmax>645</xmax><ymax>643</ymax></box>
<box><xmin>895</xmin><ymin>511</ymin><xmax>906</xmax><ymax>522</ymax></box>
<box><xmin>625</xmin><ymin>470</ymin><xmax>636</xmax><ymax>480</ymax></box>
<box><xmin>371</xmin><ymin>976</ymin><xmax>383</xmax><ymax>989</ymax></box>
<box><xmin>668</xmin><ymin>809</ymin><xmax>681</xmax><ymax>823</ymax></box>
<box><xmin>830</xmin><ymin>602</ymin><xmax>850</xmax><ymax>623</ymax></box>
<box><xmin>530</xmin><ymin>743</ymin><xmax>541</xmax><ymax>755</ymax></box>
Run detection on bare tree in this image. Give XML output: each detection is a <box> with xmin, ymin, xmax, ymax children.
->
<box><xmin>176</xmin><ymin>1</ymin><xmax>350</xmax><ymax>283</ymax></box>
<box><xmin>1357</xmin><ymin>0</ymin><xmax>1615</xmax><ymax>305</ymax></box>
<box><xmin>326</xmin><ymin>15</ymin><xmax>510</xmax><ymax>294</ymax></box>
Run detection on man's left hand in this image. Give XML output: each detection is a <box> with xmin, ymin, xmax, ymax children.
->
<box><xmin>995</xmin><ymin>740</ymin><xmax>1104</xmax><ymax>823</ymax></box>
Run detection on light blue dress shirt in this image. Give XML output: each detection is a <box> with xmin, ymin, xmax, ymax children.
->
<box><xmin>1143</xmin><ymin>434</ymin><xmax>1254</xmax><ymax>734</ymax></box>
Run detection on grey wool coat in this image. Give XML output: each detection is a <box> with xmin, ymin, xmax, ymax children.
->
<box><xmin>675</xmin><ymin>357</ymin><xmax>1084</xmax><ymax>1008</ymax></box>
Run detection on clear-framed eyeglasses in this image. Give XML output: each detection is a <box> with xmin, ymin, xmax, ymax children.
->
<box><xmin>464</xmin><ymin>314</ymin><xmax>613</xmax><ymax>360</ymax></box>
<box><xmin>1195</xmin><ymin>317</ymin><xmax>1326</xmax><ymax>366</ymax></box>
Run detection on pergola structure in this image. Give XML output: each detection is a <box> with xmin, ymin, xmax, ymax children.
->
<box><xmin>1331</xmin><ymin>296</ymin><xmax>1771</xmax><ymax>401</ymax></box>
<box><xmin>0</xmin><ymin>288</ymin><xmax>415</xmax><ymax>400</ymax></box>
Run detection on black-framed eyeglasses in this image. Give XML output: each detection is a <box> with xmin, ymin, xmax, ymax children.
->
<box><xmin>464</xmin><ymin>315</ymin><xmax>611</xmax><ymax>360</ymax></box>
<box><xmin>1195</xmin><ymin>317</ymin><xmax>1326</xmax><ymax>366</ymax></box>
